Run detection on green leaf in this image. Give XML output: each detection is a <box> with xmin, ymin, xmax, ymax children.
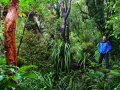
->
<box><xmin>21</xmin><ymin>72</ymin><xmax>38</xmax><ymax>78</ymax></box>
<box><xmin>18</xmin><ymin>65</ymin><xmax>37</xmax><ymax>72</ymax></box>
<box><xmin>12</xmin><ymin>74</ymin><xmax>22</xmax><ymax>81</ymax></box>
<box><xmin>110</xmin><ymin>70</ymin><xmax>120</xmax><ymax>77</ymax></box>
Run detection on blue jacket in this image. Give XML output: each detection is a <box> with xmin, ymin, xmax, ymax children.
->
<box><xmin>98</xmin><ymin>41</ymin><xmax>112</xmax><ymax>54</ymax></box>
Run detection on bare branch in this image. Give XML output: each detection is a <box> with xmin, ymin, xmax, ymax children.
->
<box><xmin>17</xmin><ymin>11</ymin><xmax>32</xmax><ymax>55</ymax></box>
<box><xmin>66</xmin><ymin>0</ymin><xmax>72</xmax><ymax>18</ymax></box>
<box><xmin>60</xmin><ymin>0</ymin><xmax>65</xmax><ymax>13</ymax></box>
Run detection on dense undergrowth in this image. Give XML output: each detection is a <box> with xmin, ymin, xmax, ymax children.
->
<box><xmin>0</xmin><ymin>0</ymin><xmax>120</xmax><ymax>90</ymax></box>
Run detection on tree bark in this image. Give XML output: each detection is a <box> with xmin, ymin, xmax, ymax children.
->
<box><xmin>59</xmin><ymin>0</ymin><xmax>71</xmax><ymax>43</ymax></box>
<box><xmin>4</xmin><ymin>0</ymin><xmax>18</xmax><ymax>66</ymax></box>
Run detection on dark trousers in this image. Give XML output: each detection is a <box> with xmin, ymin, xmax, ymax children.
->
<box><xmin>99</xmin><ymin>53</ymin><xmax>109</xmax><ymax>69</ymax></box>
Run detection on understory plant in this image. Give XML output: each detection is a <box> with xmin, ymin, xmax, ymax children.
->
<box><xmin>0</xmin><ymin>65</ymin><xmax>37</xmax><ymax>90</ymax></box>
<box><xmin>51</xmin><ymin>39</ymin><xmax>71</xmax><ymax>73</ymax></box>
<box><xmin>17</xmin><ymin>68</ymin><xmax>120</xmax><ymax>90</ymax></box>
<box><xmin>18</xmin><ymin>31</ymin><xmax>51</xmax><ymax>70</ymax></box>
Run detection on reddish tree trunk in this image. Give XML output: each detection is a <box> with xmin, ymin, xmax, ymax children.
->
<box><xmin>4</xmin><ymin>0</ymin><xmax>18</xmax><ymax>66</ymax></box>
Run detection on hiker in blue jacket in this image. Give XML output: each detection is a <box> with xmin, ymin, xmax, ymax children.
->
<box><xmin>98</xmin><ymin>36</ymin><xmax>112</xmax><ymax>69</ymax></box>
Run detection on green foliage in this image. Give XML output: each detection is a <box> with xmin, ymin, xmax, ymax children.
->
<box><xmin>51</xmin><ymin>40</ymin><xmax>71</xmax><ymax>73</ymax></box>
<box><xmin>68</xmin><ymin>4</ymin><xmax>101</xmax><ymax>71</ymax></box>
<box><xmin>0</xmin><ymin>0</ymin><xmax>9</xmax><ymax>6</ymax></box>
<box><xmin>18</xmin><ymin>71</ymin><xmax>82</xmax><ymax>90</ymax></box>
<box><xmin>0</xmin><ymin>21</ymin><xmax>4</xmax><ymax>58</ymax></box>
<box><xmin>0</xmin><ymin>65</ymin><xmax>37</xmax><ymax>90</ymax></box>
<box><xmin>0</xmin><ymin>56</ymin><xmax>6</xmax><ymax>65</ymax></box>
<box><xmin>17</xmin><ymin>68</ymin><xmax>120</xmax><ymax>90</ymax></box>
<box><xmin>107</xmin><ymin>0</ymin><xmax>120</xmax><ymax>37</ymax></box>
<box><xmin>18</xmin><ymin>31</ymin><xmax>51</xmax><ymax>70</ymax></box>
<box><xmin>18</xmin><ymin>72</ymin><xmax>53</xmax><ymax>90</ymax></box>
<box><xmin>105</xmin><ymin>0</ymin><xmax>120</xmax><ymax>61</ymax></box>
<box><xmin>0</xmin><ymin>0</ymin><xmax>120</xmax><ymax>89</ymax></box>
<box><xmin>110</xmin><ymin>70</ymin><xmax>120</xmax><ymax>77</ymax></box>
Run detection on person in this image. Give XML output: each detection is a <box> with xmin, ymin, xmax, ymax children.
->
<box><xmin>98</xmin><ymin>36</ymin><xmax>112</xmax><ymax>69</ymax></box>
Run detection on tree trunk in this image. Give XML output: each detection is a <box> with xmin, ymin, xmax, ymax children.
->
<box><xmin>59</xmin><ymin>0</ymin><xmax>71</xmax><ymax>43</ymax></box>
<box><xmin>4</xmin><ymin>0</ymin><xmax>18</xmax><ymax>66</ymax></box>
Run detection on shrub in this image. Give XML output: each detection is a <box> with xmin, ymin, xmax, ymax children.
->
<box><xmin>18</xmin><ymin>31</ymin><xmax>51</xmax><ymax>70</ymax></box>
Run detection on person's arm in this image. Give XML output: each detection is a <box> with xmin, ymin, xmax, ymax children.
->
<box><xmin>106</xmin><ymin>41</ymin><xmax>112</xmax><ymax>53</ymax></box>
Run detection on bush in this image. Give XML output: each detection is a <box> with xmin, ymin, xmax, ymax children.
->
<box><xmin>18</xmin><ymin>31</ymin><xmax>51</xmax><ymax>70</ymax></box>
<box><xmin>0</xmin><ymin>65</ymin><xmax>37</xmax><ymax>90</ymax></box>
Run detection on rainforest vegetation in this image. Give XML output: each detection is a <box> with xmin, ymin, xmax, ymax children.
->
<box><xmin>0</xmin><ymin>0</ymin><xmax>120</xmax><ymax>90</ymax></box>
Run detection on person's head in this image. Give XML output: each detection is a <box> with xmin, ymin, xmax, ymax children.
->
<box><xmin>102</xmin><ymin>36</ymin><xmax>107</xmax><ymax>42</ymax></box>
